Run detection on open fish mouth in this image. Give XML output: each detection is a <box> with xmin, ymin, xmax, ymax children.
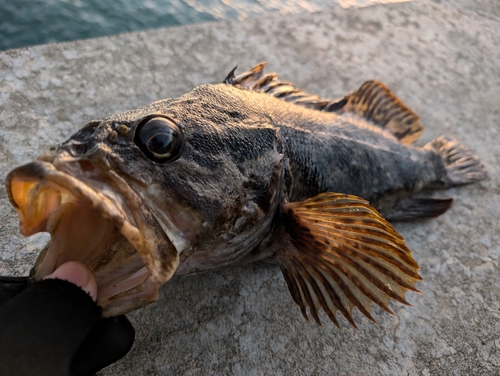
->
<box><xmin>6</xmin><ymin>161</ymin><xmax>179</xmax><ymax>317</ymax></box>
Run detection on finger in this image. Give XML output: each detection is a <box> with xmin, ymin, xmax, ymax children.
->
<box><xmin>45</xmin><ymin>262</ymin><xmax>98</xmax><ymax>301</ymax></box>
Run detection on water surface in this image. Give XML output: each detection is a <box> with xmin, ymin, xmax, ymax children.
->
<box><xmin>0</xmin><ymin>0</ymin><xmax>412</xmax><ymax>51</ymax></box>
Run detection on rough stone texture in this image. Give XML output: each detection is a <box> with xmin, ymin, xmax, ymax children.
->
<box><xmin>1</xmin><ymin>0</ymin><xmax>499</xmax><ymax>374</ymax></box>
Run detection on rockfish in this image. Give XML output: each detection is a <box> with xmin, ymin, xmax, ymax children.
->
<box><xmin>5</xmin><ymin>63</ymin><xmax>487</xmax><ymax>327</ymax></box>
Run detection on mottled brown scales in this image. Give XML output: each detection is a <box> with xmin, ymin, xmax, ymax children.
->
<box><xmin>4</xmin><ymin>63</ymin><xmax>487</xmax><ymax>327</ymax></box>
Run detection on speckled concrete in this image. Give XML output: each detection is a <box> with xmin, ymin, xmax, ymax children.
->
<box><xmin>1</xmin><ymin>0</ymin><xmax>499</xmax><ymax>374</ymax></box>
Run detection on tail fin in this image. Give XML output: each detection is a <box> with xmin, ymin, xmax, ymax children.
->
<box><xmin>425</xmin><ymin>135</ymin><xmax>488</xmax><ymax>187</ymax></box>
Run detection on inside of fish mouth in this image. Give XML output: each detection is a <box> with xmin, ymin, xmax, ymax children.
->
<box><xmin>9</xmin><ymin>176</ymin><xmax>154</xmax><ymax>311</ymax></box>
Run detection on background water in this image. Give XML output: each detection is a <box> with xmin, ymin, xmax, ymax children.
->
<box><xmin>0</xmin><ymin>0</ymin><xmax>336</xmax><ymax>51</ymax></box>
<box><xmin>0</xmin><ymin>0</ymin><xmax>410</xmax><ymax>52</ymax></box>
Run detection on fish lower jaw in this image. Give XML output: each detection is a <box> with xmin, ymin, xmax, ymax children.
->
<box><xmin>37</xmin><ymin>200</ymin><xmax>156</xmax><ymax>316</ymax></box>
<box><xmin>6</xmin><ymin>162</ymin><xmax>165</xmax><ymax>317</ymax></box>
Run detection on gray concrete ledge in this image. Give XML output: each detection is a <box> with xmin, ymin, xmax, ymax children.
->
<box><xmin>1</xmin><ymin>0</ymin><xmax>499</xmax><ymax>374</ymax></box>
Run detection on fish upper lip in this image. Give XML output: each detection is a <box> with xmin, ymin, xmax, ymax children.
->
<box><xmin>5</xmin><ymin>160</ymin><xmax>179</xmax><ymax>316</ymax></box>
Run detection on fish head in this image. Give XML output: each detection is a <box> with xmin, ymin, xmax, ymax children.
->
<box><xmin>5</xmin><ymin>84</ymin><xmax>285</xmax><ymax>316</ymax></box>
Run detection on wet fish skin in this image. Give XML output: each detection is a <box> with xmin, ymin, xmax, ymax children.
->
<box><xmin>90</xmin><ymin>84</ymin><xmax>431</xmax><ymax>272</ymax></box>
<box><xmin>118</xmin><ymin>83</ymin><xmax>446</xmax><ymax>217</ymax></box>
<box><xmin>5</xmin><ymin>64</ymin><xmax>487</xmax><ymax>324</ymax></box>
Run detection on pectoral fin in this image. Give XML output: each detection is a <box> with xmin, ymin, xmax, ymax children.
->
<box><xmin>275</xmin><ymin>193</ymin><xmax>421</xmax><ymax>328</ymax></box>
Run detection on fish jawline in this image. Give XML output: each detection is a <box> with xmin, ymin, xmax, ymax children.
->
<box><xmin>6</xmin><ymin>161</ymin><xmax>173</xmax><ymax>317</ymax></box>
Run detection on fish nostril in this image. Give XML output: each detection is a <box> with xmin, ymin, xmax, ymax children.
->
<box><xmin>59</xmin><ymin>142</ymin><xmax>87</xmax><ymax>157</ymax></box>
<box><xmin>72</xmin><ymin>143</ymin><xmax>87</xmax><ymax>155</ymax></box>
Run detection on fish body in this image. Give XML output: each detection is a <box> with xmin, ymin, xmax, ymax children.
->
<box><xmin>180</xmin><ymin>84</ymin><xmax>442</xmax><ymax>210</ymax></box>
<box><xmin>5</xmin><ymin>64</ymin><xmax>487</xmax><ymax>325</ymax></box>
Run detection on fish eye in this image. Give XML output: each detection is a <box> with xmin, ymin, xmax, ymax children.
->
<box><xmin>134</xmin><ymin>116</ymin><xmax>184</xmax><ymax>163</ymax></box>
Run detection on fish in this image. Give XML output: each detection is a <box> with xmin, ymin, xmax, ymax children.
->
<box><xmin>4</xmin><ymin>63</ymin><xmax>487</xmax><ymax>327</ymax></box>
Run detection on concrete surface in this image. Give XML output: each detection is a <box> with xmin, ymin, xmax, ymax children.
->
<box><xmin>1</xmin><ymin>0</ymin><xmax>499</xmax><ymax>374</ymax></box>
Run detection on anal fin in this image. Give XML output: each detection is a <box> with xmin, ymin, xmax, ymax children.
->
<box><xmin>276</xmin><ymin>193</ymin><xmax>421</xmax><ymax>328</ymax></box>
<box><xmin>382</xmin><ymin>198</ymin><xmax>454</xmax><ymax>221</ymax></box>
<box><xmin>330</xmin><ymin>81</ymin><xmax>423</xmax><ymax>144</ymax></box>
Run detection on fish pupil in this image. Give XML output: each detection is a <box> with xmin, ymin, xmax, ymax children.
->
<box><xmin>134</xmin><ymin>115</ymin><xmax>185</xmax><ymax>163</ymax></box>
<box><xmin>148</xmin><ymin>133</ymin><xmax>173</xmax><ymax>155</ymax></box>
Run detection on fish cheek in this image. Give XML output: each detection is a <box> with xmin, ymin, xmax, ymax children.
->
<box><xmin>109</xmin><ymin>145</ymin><xmax>160</xmax><ymax>186</ymax></box>
<box><xmin>242</xmin><ymin>163</ymin><xmax>282</xmax><ymax>216</ymax></box>
<box><xmin>243</xmin><ymin>177</ymin><xmax>272</xmax><ymax>213</ymax></box>
<box><xmin>144</xmin><ymin>182</ymin><xmax>207</xmax><ymax>247</ymax></box>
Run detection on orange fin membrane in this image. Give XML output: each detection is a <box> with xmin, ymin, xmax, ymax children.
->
<box><xmin>276</xmin><ymin>193</ymin><xmax>421</xmax><ymax>328</ymax></box>
<box><xmin>330</xmin><ymin>80</ymin><xmax>423</xmax><ymax>144</ymax></box>
<box><xmin>224</xmin><ymin>64</ymin><xmax>423</xmax><ymax>144</ymax></box>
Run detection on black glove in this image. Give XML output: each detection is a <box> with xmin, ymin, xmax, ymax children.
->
<box><xmin>0</xmin><ymin>275</ymin><xmax>135</xmax><ymax>376</ymax></box>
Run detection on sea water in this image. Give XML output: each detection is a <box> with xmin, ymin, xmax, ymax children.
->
<box><xmin>0</xmin><ymin>0</ymin><xmax>411</xmax><ymax>51</ymax></box>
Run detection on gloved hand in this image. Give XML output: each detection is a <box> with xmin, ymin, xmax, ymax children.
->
<box><xmin>0</xmin><ymin>262</ymin><xmax>135</xmax><ymax>376</ymax></box>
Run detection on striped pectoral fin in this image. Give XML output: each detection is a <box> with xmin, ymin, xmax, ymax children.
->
<box><xmin>276</xmin><ymin>192</ymin><xmax>421</xmax><ymax>328</ymax></box>
<box><xmin>327</xmin><ymin>80</ymin><xmax>423</xmax><ymax>144</ymax></box>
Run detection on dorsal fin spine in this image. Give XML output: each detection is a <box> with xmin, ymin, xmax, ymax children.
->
<box><xmin>224</xmin><ymin>64</ymin><xmax>424</xmax><ymax>143</ymax></box>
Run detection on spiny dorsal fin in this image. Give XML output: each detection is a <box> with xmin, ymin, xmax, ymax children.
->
<box><xmin>276</xmin><ymin>192</ymin><xmax>421</xmax><ymax>328</ymax></box>
<box><xmin>224</xmin><ymin>62</ymin><xmax>331</xmax><ymax>110</ymax></box>
<box><xmin>224</xmin><ymin>64</ymin><xmax>423</xmax><ymax>144</ymax></box>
